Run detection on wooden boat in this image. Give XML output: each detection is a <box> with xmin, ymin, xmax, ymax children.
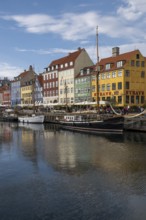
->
<box><xmin>56</xmin><ymin>114</ymin><xmax>124</xmax><ymax>134</ymax></box>
<box><xmin>18</xmin><ymin>114</ymin><xmax>44</xmax><ymax>123</ymax></box>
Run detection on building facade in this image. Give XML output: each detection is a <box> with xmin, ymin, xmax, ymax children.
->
<box><xmin>75</xmin><ymin>66</ymin><xmax>95</xmax><ymax>103</ymax></box>
<box><xmin>43</xmin><ymin>48</ymin><xmax>94</xmax><ymax>106</ymax></box>
<box><xmin>93</xmin><ymin>47</ymin><xmax>146</xmax><ymax>107</ymax></box>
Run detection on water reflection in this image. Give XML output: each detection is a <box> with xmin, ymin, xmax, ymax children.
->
<box><xmin>1</xmin><ymin>122</ymin><xmax>146</xmax><ymax>219</ymax></box>
<box><xmin>1</xmin><ymin>122</ymin><xmax>146</xmax><ymax>176</ymax></box>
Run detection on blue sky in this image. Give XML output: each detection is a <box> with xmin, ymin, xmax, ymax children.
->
<box><xmin>0</xmin><ymin>0</ymin><xmax>146</xmax><ymax>79</ymax></box>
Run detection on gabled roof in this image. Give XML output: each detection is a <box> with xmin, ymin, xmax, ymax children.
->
<box><xmin>16</xmin><ymin>65</ymin><xmax>35</xmax><ymax>79</ymax></box>
<box><xmin>37</xmin><ymin>74</ymin><xmax>43</xmax><ymax>87</ymax></box>
<box><xmin>75</xmin><ymin>65</ymin><xmax>96</xmax><ymax>79</ymax></box>
<box><xmin>48</xmin><ymin>48</ymin><xmax>84</xmax><ymax>67</ymax></box>
<box><xmin>98</xmin><ymin>49</ymin><xmax>143</xmax><ymax>72</ymax></box>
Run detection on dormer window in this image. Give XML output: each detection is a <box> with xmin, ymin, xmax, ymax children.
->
<box><xmin>87</xmin><ymin>69</ymin><xmax>90</xmax><ymax>74</ymax></box>
<box><xmin>65</xmin><ymin>63</ymin><xmax>68</xmax><ymax>67</ymax></box>
<box><xmin>70</xmin><ymin>61</ymin><xmax>73</xmax><ymax>66</ymax></box>
<box><xmin>60</xmin><ymin>64</ymin><xmax>63</xmax><ymax>68</ymax></box>
<box><xmin>80</xmin><ymin>69</ymin><xmax>83</xmax><ymax>75</ymax></box>
<box><xmin>117</xmin><ymin>61</ymin><xmax>123</xmax><ymax>68</ymax></box>
<box><xmin>105</xmin><ymin>64</ymin><xmax>110</xmax><ymax>70</ymax></box>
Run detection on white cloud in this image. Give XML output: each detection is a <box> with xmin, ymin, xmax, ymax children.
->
<box><xmin>117</xmin><ymin>0</ymin><xmax>146</xmax><ymax>20</ymax></box>
<box><xmin>0</xmin><ymin>63</ymin><xmax>23</xmax><ymax>79</ymax></box>
<box><xmin>15</xmin><ymin>47</ymin><xmax>75</xmax><ymax>55</ymax></box>
<box><xmin>1</xmin><ymin>8</ymin><xmax>146</xmax><ymax>44</ymax></box>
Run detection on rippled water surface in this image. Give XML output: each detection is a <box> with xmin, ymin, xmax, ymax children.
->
<box><xmin>0</xmin><ymin>122</ymin><xmax>146</xmax><ymax>220</ymax></box>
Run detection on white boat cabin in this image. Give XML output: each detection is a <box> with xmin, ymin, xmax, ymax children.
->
<box><xmin>64</xmin><ymin>115</ymin><xmax>83</xmax><ymax>122</ymax></box>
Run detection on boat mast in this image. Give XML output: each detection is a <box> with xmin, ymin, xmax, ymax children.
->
<box><xmin>96</xmin><ymin>26</ymin><xmax>99</xmax><ymax>63</ymax></box>
<box><xmin>96</xmin><ymin>26</ymin><xmax>100</xmax><ymax>113</ymax></box>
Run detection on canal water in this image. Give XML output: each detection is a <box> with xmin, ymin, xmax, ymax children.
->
<box><xmin>0</xmin><ymin>122</ymin><xmax>146</xmax><ymax>220</ymax></box>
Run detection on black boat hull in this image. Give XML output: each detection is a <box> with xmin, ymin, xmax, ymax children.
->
<box><xmin>60</xmin><ymin>116</ymin><xmax>124</xmax><ymax>134</ymax></box>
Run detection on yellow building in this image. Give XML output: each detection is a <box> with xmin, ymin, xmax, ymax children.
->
<box><xmin>92</xmin><ymin>47</ymin><xmax>146</xmax><ymax>107</ymax></box>
<box><xmin>21</xmin><ymin>84</ymin><xmax>33</xmax><ymax>105</ymax></box>
<box><xmin>17</xmin><ymin>65</ymin><xmax>35</xmax><ymax>106</ymax></box>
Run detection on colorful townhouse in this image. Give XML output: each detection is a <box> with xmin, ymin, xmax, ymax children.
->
<box><xmin>43</xmin><ymin>47</ymin><xmax>94</xmax><ymax>106</ymax></box>
<box><xmin>92</xmin><ymin>47</ymin><xmax>146</xmax><ymax>107</ymax></box>
<box><xmin>11</xmin><ymin>79</ymin><xmax>21</xmax><ymax>106</ymax></box>
<box><xmin>74</xmin><ymin>65</ymin><xmax>95</xmax><ymax>103</ymax></box>
<box><xmin>13</xmin><ymin>65</ymin><xmax>43</xmax><ymax>106</ymax></box>
<box><xmin>0</xmin><ymin>84</ymin><xmax>11</xmax><ymax>106</ymax></box>
<box><xmin>43</xmin><ymin>63</ymin><xmax>59</xmax><ymax>105</ymax></box>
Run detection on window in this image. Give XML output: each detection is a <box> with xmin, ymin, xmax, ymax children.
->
<box><xmin>131</xmin><ymin>60</ymin><xmax>135</xmax><ymax>66</ymax></box>
<box><xmin>60</xmin><ymin>64</ymin><xmax>63</xmax><ymax>68</ymax></box>
<box><xmin>136</xmin><ymin>96</ymin><xmax>139</xmax><ymax>104</ymax></box>
<box><xmin>126</xmin><ymin>95</ymin><xmax>129</xmax><ymax>104</ymax></box>
<box><xmin>131</xmin><ymin>96</ymin><xmax>134</xmax><ymax>104</ymax></box>
<box><xmin>112</xmin><ymin>83</ymin><xmax>116</xmax><ymax>90</ymax></box>
<box><xmin>118</xmin><ymin>96</ymin><xmax>122</xmax><ymax>104</ymax></box>
<box><xmin>117</xmin><ymin>61</ymin><xmax>123</xmax><ymax>68</ymax></box>
<box><xmin>102</xmin><ymin>84</ymin><xmax>105</xmax><ymax>91</ymax></box>
<box><xmin>105</xmin><ymin>64</ymin><xmax>110</xmax><ymax>70</ymax></box>
<box><xmin>141</xmin><ymin>61</ymin><xmax>145</xmax><ymax>67</ymax></box>
<box><xmin>87</xmin><ymin>69</ymin><xmax>90</xmax><ymax>74</ymax></box>
<box><xmin>70</xmin><ymin>61</ymin><xmax>73</xmax><ymax>66</ymax></box>
<box><xmin>118</xmin><ymin>82</ymin><xmax>122</xmax><ymax>89</ymax></box>
<box><xmin>101</xmin><ymin>73</ymin><xmax>106</xmax><ymax>79</ymax></box>
<box><xmin>65</xmin><ymin>63</ymin><xmax>68</xmax><ymax>67</ymax></box>
<box><xmin>125</xmin><ymin>70</ymin><xmax>130</xmax><ymax>77</ymax></box>
<box><xmin>136</xmin><ymin>61</ymin><xmax>140</xmax><ymax>67</ymax></box>
<box><xmin>125</xmin><ymin>82</ymin><xmax>129</xmax><ymax>89</ymax></box>
<box><xmin>118</xmin><ymin>70</ymin><xmax>122</xmax><ymax>77</ymax></box>
<box><xmin>80</xmin><ymin>69</ymin><xmax>83</xmax><ymax>75</ymax></box>
<box><xmin>141</xmin><ymin>71</ymin><xmax>145</xmax><ymax>78</ymax></box>
<box><xmin>107</xmin><ymin>84</ymin><xmax>110</xmax><ymax>91</ymax></box>
<box><xmin>106</xmin><ymin>73</ymin><xmax>111</xmax><ymax>78</ymax></box>
<box><xmin>141</xmin><ymin>96</ymin><xmax>144</xmax><ymax>104</ymax></box>
<box><xmin>112</xmin><ymin>72</ymin><xmax>116</xmax><ymax>78</ymax></box>
<box><xmin>136</xmin><ymin>54</ymin><xmax>140</xmax><ymax>59</ymax></box>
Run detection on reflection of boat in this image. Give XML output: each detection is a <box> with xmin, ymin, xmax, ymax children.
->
<box><xmin>57</xmin><ymin>114</ymin><xmax>124</xmax><ymax>134</ymax></box>
<box><xmin>19</xmin><ymin>122</ymin><xmax>44</xmax><ymax>131</ymax></box>
<box><xmin>18</xmin><ymin>114</ymin><xmax>44</xmax><ymax>124</ymax></box>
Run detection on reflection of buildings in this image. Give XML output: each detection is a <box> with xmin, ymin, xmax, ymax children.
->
<box><xmin>0</xmin><ymin>123</ymin><xmax>12</xmax><ymax>143</ymax></box>
<box><xmin>42</xmin><ymin>130</ymin><xmax>146</xmax><ymax>176</ymax></box>
<box><xmin>43</xmin><ymin>131</ymin><xmax>91</xmax><ymax>174</ymax></box>
<box><xmin>1</xmin><ymin>122</ymin><xmax>146</xmax><ymax>178</ymax></box>
<box><xmin>18</xmin><ymin>125</ymin><xmax>44</xmax><ymax>165</ymax></box>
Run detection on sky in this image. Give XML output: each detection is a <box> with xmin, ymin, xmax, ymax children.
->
<box><xmin>0</xmin><ymin>0</ymin><xmax>146</xmax><ymax>79</ymax></box>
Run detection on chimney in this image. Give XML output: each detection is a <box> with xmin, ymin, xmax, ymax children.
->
<box><xmin>29</xmin><ymin>65</ymin><xmax>33</xmax><ymax>71</ymax></box>
<box><xmin>78</xmin><ymin>47</ymin><xmax>81</xmax><ymax>51</ymax></box>
<box><xmin>112</xmin><ymin>47</ymin><xmax>120</xmax><ymax>57</ymax></box>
